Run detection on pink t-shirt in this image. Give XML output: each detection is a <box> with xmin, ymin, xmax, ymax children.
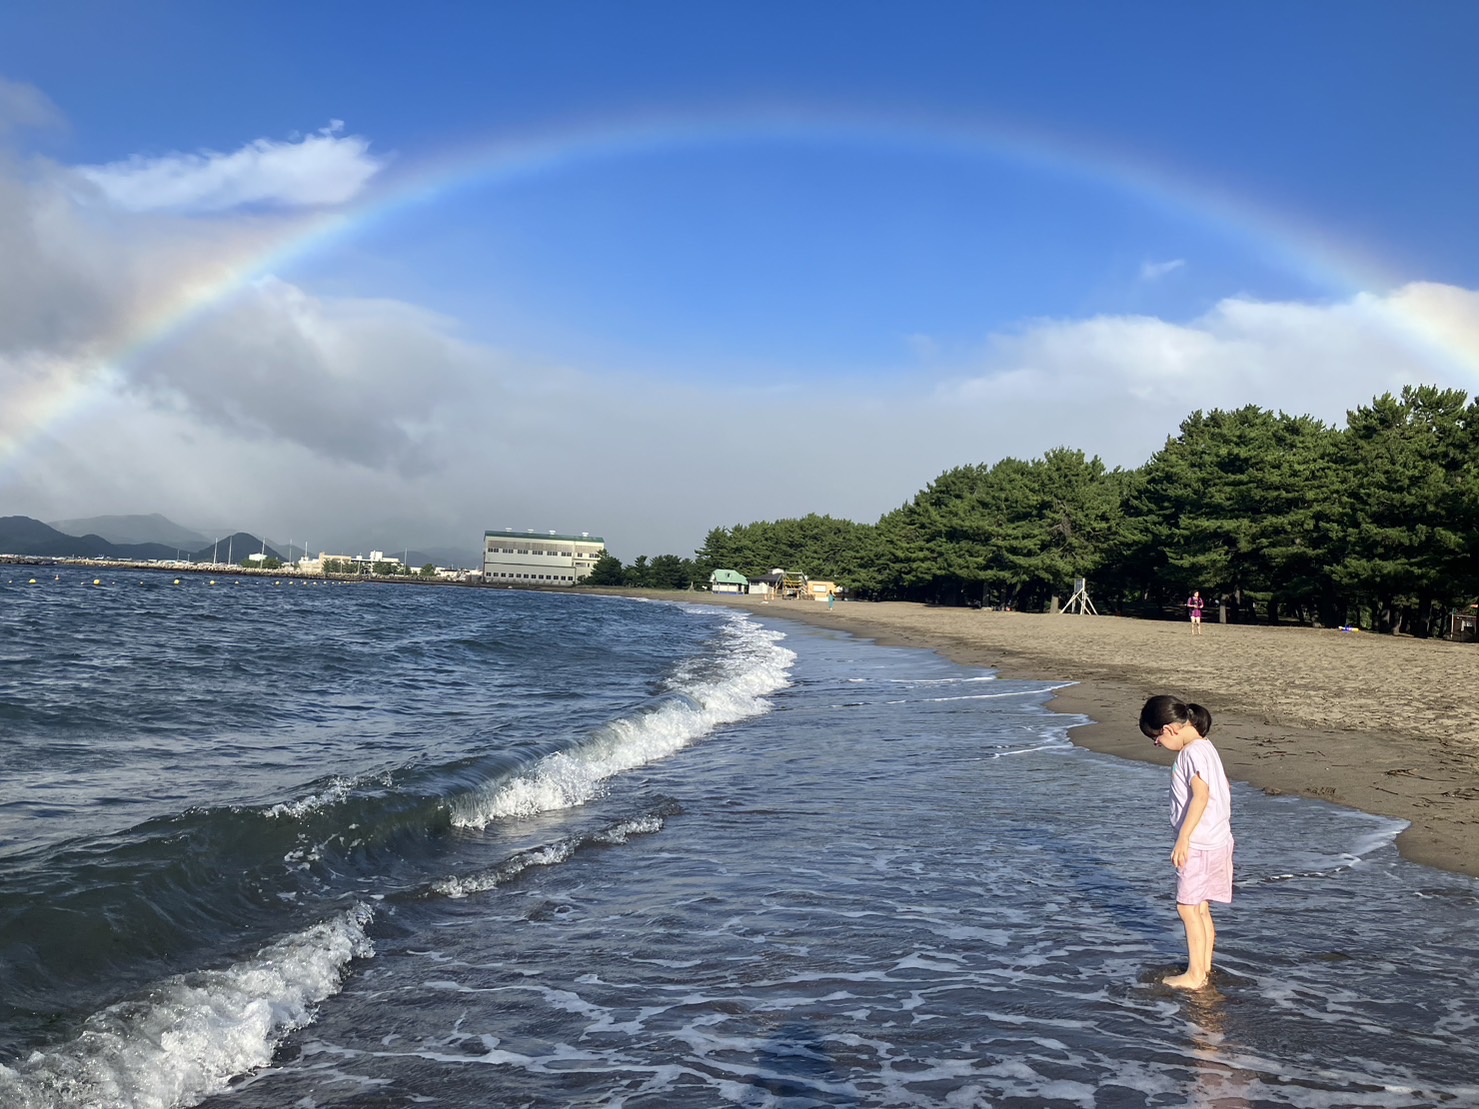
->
<box><xmin>1170</xmin><ymin>739</ymin><xmax>1232</xmax><ymax>849</ymax></box>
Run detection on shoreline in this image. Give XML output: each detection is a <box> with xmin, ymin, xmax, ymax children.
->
<box><xmin>19</xmin><ymin>567</ymin><xmax>1470</xmax><ymax>880</ymax></box>
<box><xmin>596</xmin><ymin>590</ymin><xmax>1479</xmax><ymax>881</ymax></box>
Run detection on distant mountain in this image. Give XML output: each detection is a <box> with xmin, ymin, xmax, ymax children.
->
<box><xmin>6</xmin><ymin>514</ymin><xmax>469</xmax><ymax>568</ymax></box>
<box><xmin>1</xmin><ymin>515</ymin><xmax>178</xmax><ymax>561</ymax></box>
<box><xmin>47</xmin><ymin>513</ymin><xmax>209</xmax><ymax>549</ymax></box>
<box><xmin>1</xmin><ymin>517</ymin><xmax>281</xmax><ymax>565</ymax></box>
<box><xmin>268</xmin><ymin>541</ymin><xmax>310</xmax><ymax>563</ymax></box>
<box><xmin>186</xmin><ymin>533</ymin><xmax>284</xmax><ymax>564</ymax></box>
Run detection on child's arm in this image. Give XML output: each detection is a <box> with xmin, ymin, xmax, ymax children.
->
<box><xmin>1173</xmin><ymin>775</ymin><xmax>1210</xmax><ymax>867</ymax></box>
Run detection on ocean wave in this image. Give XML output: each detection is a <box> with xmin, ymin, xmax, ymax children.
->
<box><xmin>449</xmin><ymin>613</ymin><xmax>794</xmax><ymax>828</ymax></box>
<box><xmin>263</xmin><ymin>775</ymin><xmax>363</xmax><ymax>820</ymax></box>
<box><xmin>432</xmin><ymin>809</ymin><xmax>674</xmax><ymax>899</ymax></box>
<box><xmin>0</xmin><ymin>904</ymin><xmax>373</xmax><ymax>1109</ymax></box>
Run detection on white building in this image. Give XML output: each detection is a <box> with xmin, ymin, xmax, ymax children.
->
<box><xmin>709</xmin><ymin>569</ymin><xmax>749</xmax><ymax>594</ymax></box>
<box><xmin>483</xmin><ymin>529</ymin><xmax>605</xmax><ymax>586</ymax></box>
<box><xmin>315</xmin><ymin>552</ymin><xmax>401</xmax><ymax>575</ymax></box>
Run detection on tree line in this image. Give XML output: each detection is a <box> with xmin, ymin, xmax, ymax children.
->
<box><xmin>322</xmin><ymin>558</ymin><xmax>441</xmax><ymax>578</ymax></box>
<box><xmin>654</xmin><ymin>385</ymin><xmax>1472</xmax><ymax>636</ymax></box>
<box><xmin>583</xmin><ymin>552</ymin><xmax>702</xmax><ymax>591</ymax></box>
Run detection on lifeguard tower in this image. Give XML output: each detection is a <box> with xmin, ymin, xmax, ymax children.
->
<box><xmin>1059</xmin><ymin>576</ymin><xmax>1098</xmax><ymax>615</ymax></box>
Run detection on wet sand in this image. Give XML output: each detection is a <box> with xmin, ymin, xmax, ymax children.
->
<box><xmin>614</xmin><ymin>591</ymin><xmax>1479</xmax><ymax>879</ymax></box>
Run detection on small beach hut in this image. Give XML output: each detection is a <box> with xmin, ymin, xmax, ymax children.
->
<box><xmin>709</xmin><ymin>569</ymin><xmax>749</xmax><ymax>594</ymax></box>
<box><xmin>748</xmin><ymin>571</ymin><xmax>785</xmax><ymax>598</ymax></box>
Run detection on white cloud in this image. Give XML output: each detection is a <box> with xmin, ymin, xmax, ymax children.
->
<box><xmin>0</xmin><ymin>77</ymin><xmax>64</xmax><ymax>134</ymax></box>
<box><xmin>74</xmin><ymin>122</ymin><xmax>385</xmax><ymax>212</ymax></box>
<box><xmin>10</xmin><ymin>274</ymin><xmax>1478</xmax><ymax>558</ymax></box>
<box><xmin>1139</xmin><ymin>258</ymin><xmax>1186</xmax><ymax>281</ymax></box>
<box><xmin>0</xmin><ymin>163</ymin><xmax>131</xmax><ymax>354</ymax></box>
<box><xmin>4</xmin><ymin>113</ymin><xmax>1476</xmax><ymax>557</ymax></box>
<box><xmin>904</xmin><ymin>332</ymin><xmax>940</xmax><ymax>360</ymax></box>
<box><xmin>944</xmin><ymin>285</ymin><xmax>1479</xmax><ymax>468</ymax></box>
<box><xmin>127</xmin><ymin>278</ymin><xmax>477</xmax><ymax>470</ymax></box>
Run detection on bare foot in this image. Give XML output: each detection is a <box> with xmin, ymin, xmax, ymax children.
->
<box><xmin>1163</xmin><ymin>972</ymin><xmax>1208</xmax><ymax>990</ymax></box>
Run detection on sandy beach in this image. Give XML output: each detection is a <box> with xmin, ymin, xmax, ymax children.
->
<box><xmin>631</xmin><ymin>592</ymin><xmax>1479</xmax><ymax>880</ymax></box>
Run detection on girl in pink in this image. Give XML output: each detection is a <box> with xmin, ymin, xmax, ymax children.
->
<box><xmin>1139</xmin><ymin>695</ymin><xmax>1233</xmax><ymax>989</ymax></box>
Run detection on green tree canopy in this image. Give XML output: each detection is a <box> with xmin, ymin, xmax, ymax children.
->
<box><xmin>583</xmin><ymin>553</ymin><xmax>626</xmax><ymax>586</ymax></box>
<box><xmin>673</xmin><ymin>383</ymin><xmax>1478</xmax><ymax>635</ymax></box>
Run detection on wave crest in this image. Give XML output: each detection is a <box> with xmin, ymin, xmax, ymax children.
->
<box><xmin>0</xmin><ymin>904</ymin><xmax>374</xmax><ymax>1109</ymax></box>
<box><xmin>451</xmin><ymin>614</ymin><xmax>793</xmax><ymax>829</ymax></box>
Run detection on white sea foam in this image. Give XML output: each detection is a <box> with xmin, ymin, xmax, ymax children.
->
<box><xmin>594</xmin><ymin>814</ymin><xmax>665</xmax><ymax>843</ymax></box>
<box><xmin>433</xmin><ymin>806</ymin><xmax>669</xmax><ymax>899</ymax></box>
<box><xmin>432</xmin><ymin>841</ymin><xmax>579</xmax><ymax>898</ymax></box>
<box><xmin>881</xmin><ymin>674</ymin><xmax>997</xmax><ymax>685</ymax></box>
<box><xmin>450</xmin><ymin>613</ymin><xmax>793</xmax><ymax>829</ymax></box>
<box><xmin>985</xmin><ymin>742</ymin><xmax>1071</xmax><ymax>758</ymax></box>
<box><xmin>1347</xmin><ymin>819</ymin><xmax>1408</xmax><ymax>858</ymax></box>
<box><xmin>846</xmin><ymin>682</ymin><xmax>1072</xmax><ymax>709</ymax></box>
<box><xmin>918</xmin><ymin>685</ymin><xmax>1070</xmax><ymax>703</ymax></box>
<box><xmin>1254</xmin><ymin>806</ymin><xmax>1411</xmax><ymax>883</ymax></box>
<box><xmin>264</xmin><ymin>769</ymin><xmax>393</xmax><ymax>820</ymax></box>
<box><xmin>0</xmin><ymin>904</ymin><xmax>374</xmax><ymax>1109</ymax></box>
<box><xmin>265</xmin><ymin>776</ymin><xmax>356</xmax><ymax>819</ymax></box>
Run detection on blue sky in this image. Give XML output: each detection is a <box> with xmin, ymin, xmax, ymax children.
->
<box><xmin>1</xmin><ymin>3</ymin><xmax>1476</xmax><ymax>557</ymax></box>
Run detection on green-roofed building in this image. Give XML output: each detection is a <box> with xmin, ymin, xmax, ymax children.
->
<box><xmin>709</xmin><ymin>569</ymin><xmax>749</xmax><ymax>594</ymax></box>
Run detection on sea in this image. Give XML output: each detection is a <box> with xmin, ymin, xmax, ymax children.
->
<box><xmin>1</xmin><ymin>570</ymin><xmax>1476</xmax><ymax>1109</ymax></box>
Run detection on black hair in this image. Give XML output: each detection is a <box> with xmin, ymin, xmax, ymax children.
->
<box><xmin>1139</xmin><ymin>695</ymin><xmax>1213</xmax><ymax>739</ymax></box>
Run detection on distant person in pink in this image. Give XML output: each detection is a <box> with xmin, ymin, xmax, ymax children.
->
<box><xmin>1139</xmin><ymin>695</ymin><xmax>1233</xmax><ymax>990</ymax></box>
<box><xmin>1186</xmin><ymin>590</ymin><xmax>1204</xmax><ymax>635</ymax></box>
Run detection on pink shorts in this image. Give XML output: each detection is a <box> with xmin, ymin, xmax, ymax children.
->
<box><xmin>1177</xmin><ymin>842</ymin><xmax>1234</xmax><ymax>905</ymax></box>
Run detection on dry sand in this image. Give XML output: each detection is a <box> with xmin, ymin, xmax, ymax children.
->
<box><xmin>631</xmin><ymin>592</ymin><xmax>1479</xmax><ymax>879</ymax></box>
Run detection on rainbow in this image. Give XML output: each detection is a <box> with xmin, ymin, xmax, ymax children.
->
<box><xmin>3</xmin><ymin>105</ymin><xmax>1475</xmax><ymax>481</ymax></box>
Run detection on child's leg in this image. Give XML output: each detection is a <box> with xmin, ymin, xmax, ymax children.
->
<box><xmin>1165</xmin><ymin>901</ymin><xmax>1212</xmax><ymax>989</ymax></box>
<box><xmin>1197</xmin><ymin>902</ymin><xmax>1215</xmax><ymax>975</ymax></box>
